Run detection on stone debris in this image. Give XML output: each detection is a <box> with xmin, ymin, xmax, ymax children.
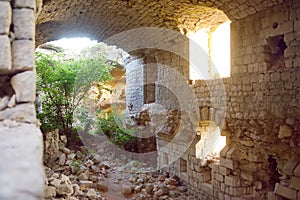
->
<box><xmin>44</xmin><ymin>130</ymin><xmax>192</xmax><ymax>200</ymax></box>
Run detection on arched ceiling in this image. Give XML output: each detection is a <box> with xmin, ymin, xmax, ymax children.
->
<box><xmin>36</xmin><ymin>0</ymin><xmax>287</xmax><ymax>46</ymax></box>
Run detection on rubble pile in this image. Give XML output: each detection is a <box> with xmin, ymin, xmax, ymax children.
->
<box><xmin>44</xmin><ymin>130</ymin><xmax>192</xmax><ymax>200</ymax></box>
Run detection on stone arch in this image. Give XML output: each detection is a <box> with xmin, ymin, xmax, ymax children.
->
<box><xmin>35</xmin><ymin>0</ymin><xmax>285</xmax><ymax>46</ymax></box>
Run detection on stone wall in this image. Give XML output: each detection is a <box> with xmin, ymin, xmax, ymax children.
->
<box><xmin>0</xmin><ymin>0</ymin><xmax>44</xmax><ymax>199</ymax></box>
<box><xmin>156</xmin><ymin>0</ymin><xmax>300</xmax><ymax>199</ymax></box>
<box><xmin>125</xmin><ymin>58</ymin><xmax>144</xmax><ymax>116</ymax></box>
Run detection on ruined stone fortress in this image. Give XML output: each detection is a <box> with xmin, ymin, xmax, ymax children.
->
<box><xmin>0</xmin><ymin>0</ymin><xmax>300</xmax><ymax>199</ymax></box>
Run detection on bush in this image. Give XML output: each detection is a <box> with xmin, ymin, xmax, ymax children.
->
<box><xmin>35</xmin><ymin>46</ymin><xmax>113</xmax><ymax>135</ymax></box>
<box><xmin>97</xmin><ymin>113</ymin><xmax>136</xmax><ymax>148</ymax></box>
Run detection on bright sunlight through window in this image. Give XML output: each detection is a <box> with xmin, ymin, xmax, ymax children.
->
<box><xmin>189</xmin><ymin>21</ymin><xmax>231</xmax><ymax>80</ymax></box>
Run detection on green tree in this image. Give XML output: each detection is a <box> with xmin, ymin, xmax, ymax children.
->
<box><xmin>35</xmin><ymin>47</ymin><xmax>113</xmax><ymax>136</ymax></box>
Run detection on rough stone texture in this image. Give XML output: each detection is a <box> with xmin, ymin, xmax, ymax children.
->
<box><xmin>35</xmin><ymin>0</ymin><xmax>288</xmax><ymax>46</ymax></box>
<box><xmin>126</xmin><ymin>59</ymin><xmax>144</xmax><ymax>115</ymax></box>
<box><xmin>0</xmin><ymin>123</ymin><xmax>44</xmax><ymax>200</ymax></box>
<box><xmin>11</xmin><ymin>70</ymin><xmax>36</xmax><ymax>103</ymax></box>
<box><xmin>12</xmin><ymin>40</ymin><xmax>35</xmax><ymax>72</ymax></box>
<box><xmin>274</xmin><ymin>183</ymin><xmax>297</xmax><ymax>200</ymax></box>
<box><xmin>13</xmin><ymin>0</ymin><xmax>35</xmax><ymax>9</ymax></box>
<box><xmin>0</xmin><ymin>0</ymin><xmax>298</xmax><ymax>199</ymax></box>
<box><xmin>0</xmin><ymin>35</ymin><xmax>11</xmax><ymax>73</ymax></box>
<box><xmin>155</xmin><ymin>1</ymin><xmax>300</xmax><ymax>199</ymax></box>
<box><xmin>13</xmin><ymin>8</ymin><xmax>35</xmax><ymax>40</ymax></box>
<box><xmin>0</xmin><ymin>103</ymin><xmax>36</xmax><ymax>123</ymax></box>
<box><xmin>0</xmin><ymin>96</ymin><xmax>10</xmax><ymax>111</ymax></box>
<box><xmin>0</xmin><ymin>1</ymin><xmax>11</xmax><ymax>34</ymax></box>
<box><xmin>36</xmin><ymin>0</ymin><xmax>228</xmax><ymax>46</ymax></box>
<box><xmin>0</xmin><ymin>0</ymin><xmax>44</xmax><ymax>199</ymax></box>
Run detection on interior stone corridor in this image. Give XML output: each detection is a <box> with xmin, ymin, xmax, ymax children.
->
<box><xmin>0</xmin><ymin>0</ymin><xmax>299</xmax><ymax>199</ymax></box>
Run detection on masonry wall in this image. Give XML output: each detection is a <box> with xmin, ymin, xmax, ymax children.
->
<box><xmin>156</xmin><ymin>0</ymin><xmax>300</xmax><ymax>199</ymax></box>
<box><xmin>125</xmin><ymin>58</ymin><xmax>144</xmax><ymax>116</ymax></box>
<box><xmin>0</xmin><ymin>0</ymin><xmax>44</xmax><ymax>199</ymax></box>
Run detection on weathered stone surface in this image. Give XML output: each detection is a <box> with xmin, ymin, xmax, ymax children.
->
<box><xmin>45</xmin><ymin>186</ymin><xmax>56</xmax><ymax>198</ymax></box>
<box><xmin>13</xmin><ymin>8</ymin><xmax>35</xmax><ymax>39</ymax></box>
<box><xmin>0</xmin><ymin>103</ymin><xmax>36</xmax><ymax>123</ymax></box>
<box><xmin>12</xmin><ymin>40</ymin><xmax>34</xmax><ymax>72</ymax></box>
<box><xmin>274</xmin><ymin>183</ymin><xmax>297</xmax><ymax>200</ymax></box>
<box><xmin>7</xmin><ymin>95</ymin><xmax>16</xmax><ymax>108</ymax></box>
<box><xmin>96</xmin><ymin>181</ymin><xmax>108</xmax><ymax>192</ymax></box>
<box><xmin>86</xmin><ymin>189</ymin><xmax>98</xmax><ymax>199</ymax></box>
<box><xmin>278</xmin><ymin>125</ymin><xmax>292</xmax><ymax>139</ymax></box>
<box><xmin>284</xmin><ymin>161</ymin><xmax>298</xmax><ymax>176</ymax></box>
<box><xmin>0</xmin><ymin>96</ymin><xmax>10</xmax><ymax>111</ymax></box>
<box><xmin>13</xmin><ymin>0</ymin><xmax>35</xmax><ymax>9</ymax></box>
<box><xmin>121</xmin><ymin>185</ymin><xmax>132</xmax><ymax>196</ymax></box>
<box><xmin>11</xmin><ymin>71</ymin><xmax>36</xmax><ymax>103</ymax></box>
<box><xmin>56</xmin><ymin>183</ymin><xmax>73</xmax><ymax>196</ymax></box>
<box><xmin>79</xmin><ymin>180</ymin><xmax>93</xmax><ymax>191</ymax></box>
<box><xmin>0</xmin><ymin>35</ymin><xmax>11</xmax><ymax>73</ymax></box>
<box><xmin>0</xmin><ymin>124</ymin><xmax>44</xmax><ymax>200</ymax></box>
<box><xmin>58</xmin><ymin>153</ymin><xmax>66</xmax><ymax>166</ymax></box>
<box><xmin>0</xmin><ymin>1</ymin><xmax>11</xmax><ymax>34</ymax></box>
<box><xmin>290</xmin><ymin>176</ymin><xmax>300</xmax><ymax>190</ymax></box>
<box><xmin>294</xmin><ymin>163</ymin><xmax>300</xmax><ymax>177</ymax></box>
<box><xmin>145</xmin><ymin>183</ymin><xmax>154</xmax><ymax>194</ymax></box>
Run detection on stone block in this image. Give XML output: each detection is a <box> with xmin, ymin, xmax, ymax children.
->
<box><xmin>241</xmin><ymin>171</ymin><xmax>254</xmax><ymax>182</ymax></box>
<box><xmin>294</xmin><ymin>163</ymin><xmax>300</xmax><ymax>177</ymax></box>
<box><xmin>290</xmin><ymin>176</ymin><xmax>300</xmax><ymax>190</ymax></box>
<box><xmin>226</xmin><ymin>147</ymin><xmax>238</xmax><ymax>159</ymax></box>
<box><xmin>283</xmin><ymin>160</ymin><xmax>298</xmax><ymax>176</ymax></box>
<box><xmin>268</xmin><ymin>192</ymin><xmax>277</xmax><ymax>200</ymax></box>
<box><xmin>214</xmin><ymin>173</ymin><xmax>224</xmax><ymax>182</ymax></box>
<box><xmin>0</xmin><ymin>1</ymin><xmax>11</xmax><ymax>34</ymax></box>
<box><xmin>11</xmin><ymin>71</ymin><xmax>36</xmax><ymax>103</ymax></box>
<box><xmin>295</xmin><ymin>20</ymin><xmax>300</xmax><ymax>32</ymax></box>
<box><xmin>228</xmin><ymin>186</ymin><xmax>246</xmax><ymax>196</ymax></box>
<box><xmin>225</xmin><ymin>176</ymin><xmax>241</xmax><ymax>187</ymax></box>
<box><xmin>269</xmin><ymin>21</ymin><xmax>294</xmax><ymax>37</ymax></box>
<box><xmin>0</xmin><ymin>123</ymin><xmax>44</xmax><ymax>200</ymax></box>
<box><xmin>198</xmin><ymin>171</ymin><xmax>211</xmax><ymax>182</ymax></box>
<box><xmin>278</xmin><ymin>125</ymin><xmax>292</xmax><ymax>139</ymax></box>
<box><xmin>202</xmin><ymin>183</ymin><xmax>213</xmax><ymax>197</ymax></box>
<box><xmin>0</xmin><ymin>103</ymin><xmax>36</xmax><ymax>123</ymax></box>
<box><xmin>221</xmin><ymin>158</ymin><xmax>239</xmax><ymax>170</ymax></box>
<box><xmin>79</xmin><ymin>180</ymin><xmax>93</xmax><ymax>191</ymax></box>
<box><xmin>12</xmin><ymin>40</ymin><xmax>34</xmax><ymax>71</ymax></box>
<box><xmin>13</xmin><ymin>8</ymin><xmax>35</xmax><ymax>39</ymax></box>
<box><xmin>211</xmin><ymin>163</ymin><xmax>220</xmax><ymax>173</ymax></box>
<box><xmin>274</xmin><ymin>183</ymin><xmax>297</xmax><ymax>200</ymax></box>
<box><xmin>13</xmin><ymin>0</ymin><xmax>35</xmax><ymax>9</ymax></box>
<box><xmin>220</xmin><ymin>145</ymin><xmax>230</xmax><ymax>157</ymax></box>
<box><xmin>219</xmin><ymin>166</ymin><xmax>231</xmax><ymax>176</ymax></box>
<box><xmin>0</xmin><ymin>35</ymin><xmax>11</xmax><ymax>73</ymax></box>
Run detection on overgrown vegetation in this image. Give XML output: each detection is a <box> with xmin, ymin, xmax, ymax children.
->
<box><xmin>97</xmin><ymin>113</ymin><xmax>135</xmax><ymax>148</ymax></box>
<box><xmin>36</xmin><ymin>44</ymin><xmax>135</xmax><ymax>149</ymax></box>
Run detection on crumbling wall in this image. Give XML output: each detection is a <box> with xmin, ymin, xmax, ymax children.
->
<box><xmin>0</xmin><ymin>0</ymin><xmax>44</xmax><ymax>199</ymax></box>
<box><xmin>156</xmin><ymin>0</ymin><xmax>300</xmax><ymax>199</ymax></box>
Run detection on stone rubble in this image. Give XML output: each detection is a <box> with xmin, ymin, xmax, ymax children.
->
<box><xmin>44</xmin><ymin>130</ymin><xmax>192</xmax><ymax>200</ymax></box>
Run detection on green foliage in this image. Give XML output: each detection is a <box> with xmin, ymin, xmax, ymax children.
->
<box><xmin>97</xmin><ymin>113</ymin><xmax>136</xmax><ymax>147</ymax></box>
<box><xmin>35</xmin><ymin>48</ymin><xmax>113</xmax><ymax>134</ymax></box>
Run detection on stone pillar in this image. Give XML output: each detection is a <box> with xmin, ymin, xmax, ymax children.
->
<box><xmin>125</xmin><ymin>58</ymin><xmax>144</xmax><ymax>116</ymax></box>
<box><xmin>0</xmin><ymin>0</ymin><xmax>44</xmax><ymax>199</ymax></box>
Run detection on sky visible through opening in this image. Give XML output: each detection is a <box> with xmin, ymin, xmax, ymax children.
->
<box><xmin>47</xmin><ymin>37</ymin><xmax>98</xmax><ymax>51</ymax></box>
